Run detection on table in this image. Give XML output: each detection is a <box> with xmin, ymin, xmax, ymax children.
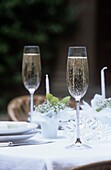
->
<box><xmin>0</xmin><ymin>131</ymin><xmax>111</xmax><ymax>170</ymax></box>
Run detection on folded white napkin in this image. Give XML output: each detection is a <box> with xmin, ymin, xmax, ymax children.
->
<box><xmin>81</xmin><ymin>94</ymin><xmax>111</xmax><ymax>125</ymax></box>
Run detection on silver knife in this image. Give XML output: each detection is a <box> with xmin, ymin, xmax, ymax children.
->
<box><xmin>0</xmin><ymin>141</ymin><xmax>53</xmax><ymax>147</ymax></box>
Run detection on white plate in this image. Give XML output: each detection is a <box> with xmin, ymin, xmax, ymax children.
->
<box><xmin>0</xmin><ymin>121</ymin><xmax>37</xmax><ymax>135</ymax></box>
<box><xmin>0</xmin><ymin>130</ymin><xmax>37</xmax><ymax>142</ymax></box>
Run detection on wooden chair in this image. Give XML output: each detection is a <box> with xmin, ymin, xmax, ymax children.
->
<box><xmin>7</xmin><ymin>95</ymin><xmax>46</xmax><ymax>121</ymax></box>
<box><xmin>70</xmin><ymin>160</ymin><xmax>111</xmax><ymax>170</ymax></box>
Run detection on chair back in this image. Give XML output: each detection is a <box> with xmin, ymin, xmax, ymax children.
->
<box><xmin>7</xmin><ymin>95</ymin><xmax>45</xmax><ymax>121</ymax></box>
<box><xmin>71</xmin><ymin>160</ymin><xmax>111</xmax><ymax>170</ymax></box>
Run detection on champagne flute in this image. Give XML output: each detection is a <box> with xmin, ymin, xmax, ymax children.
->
<box><xmin>66</xmin><ymin>46</ymin><xmax>90</xmax><ymax>149</ymax></box>
<box><xmin>22</xmin><ymin>45</ymin><xmax>41</xmax><ymax>122</ymax></box>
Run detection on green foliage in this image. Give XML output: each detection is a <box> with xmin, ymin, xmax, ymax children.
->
<box><xmin>35</xmin><ymin>93</ymin><xmax>71</xmax><ymax>114</ymax></box>
<box><xmin>0</xmin><ymin>0</ymin><xmax>84</xmax><ymax>113</ymax></box>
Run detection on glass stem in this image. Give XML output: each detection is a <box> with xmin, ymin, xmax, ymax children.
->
<box><xmin>75</xmin><ymin>101</ymin><xmax>82</xmax><ymax>144</ymax></box>
<box><xmin>30</xmin><ymin>92</ymin><xmax>34</xmax><ymax>122</ymax></box>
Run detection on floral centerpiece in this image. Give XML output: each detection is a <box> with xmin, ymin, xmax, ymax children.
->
<box><xmin>81</xmin><ymin>94</ymin><xmax>111</xmax><ymax>125</ymax></box>
<box><xmin>91</xmin><ymin>94</ymin><xmax>111</xmax><ymax>112</ymax></box>
<box><xmin>32</xmin><ymin>93</ymin><xmax>74</xmax><ymax>138</ymax></box>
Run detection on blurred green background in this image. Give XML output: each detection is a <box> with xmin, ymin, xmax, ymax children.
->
<box><xmin>0</xmin><ymin>0</ymin><xmax>84</xmax><ymax>114</ymax></box>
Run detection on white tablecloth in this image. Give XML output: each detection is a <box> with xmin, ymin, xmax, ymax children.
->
<box><xmin>0</xmin><ymin>131</ymin><xmax>111</xmax><ymax>170</ymax></box>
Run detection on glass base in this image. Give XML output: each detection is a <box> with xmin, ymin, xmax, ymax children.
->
<box><xmin>65</xmin><ymin>142</ymin><xmax>91</xmax><ymax>150</ymax></box>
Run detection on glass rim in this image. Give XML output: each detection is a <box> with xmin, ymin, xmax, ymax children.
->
<box><xmin>68</xmin><ymin>46</ymin><xmax>86</xmax><ymax>49</ymax></box>
<box><xmin>24</xmin><ymin>45</ymin><xmax>39</xmax><ymax>48</ymax></box>
<box><xmin>68</xmin><ymin>46</ymin><xmax>87</xmax><ymax>56</ymax></box>
<box><xmin>23</xmin><ymin>45</ymin><xmax>40</xmax><ymax>53</ymax></box>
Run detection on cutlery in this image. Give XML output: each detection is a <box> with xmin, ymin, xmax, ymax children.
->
<box><xmin>0</xmin><ymin>141</ymin><xmax>53</xmax><ymax>147</ymax></box>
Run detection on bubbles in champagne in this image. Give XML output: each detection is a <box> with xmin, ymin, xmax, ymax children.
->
<box><xmin>67</xmin><ymin>56</ymin><xmax>89</xmax><ymax>101</ymax></box>
<box><xmin>22</xmin><ymin>53</ymin><xmax>41</xmax><ymax>91</ymax></box>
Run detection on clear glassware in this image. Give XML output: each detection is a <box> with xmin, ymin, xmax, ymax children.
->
<box><xmin>66</xmin><ymin>46</ymin><xmax>90</xmax><ymax>149</ymax></box>
<box><xmin>22</xmin><ymin>45</ymin><xmax>41</xmax><ymax>122</ymax></box>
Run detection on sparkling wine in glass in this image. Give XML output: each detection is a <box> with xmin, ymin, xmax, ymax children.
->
<box><xmin>66</xmin><ymin>46</ymin><xmax>90</xmax><ymax>149</ymax></box>
<box><xmin>22</xmin><ymin>45</ymin><xmax>41</xmax><ymax>122</ymax></box>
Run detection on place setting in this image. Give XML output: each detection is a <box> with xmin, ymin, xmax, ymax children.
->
<box><xmin>1</xmin><ymin>45</ymin><xmax>110</xmax><ymax>150</ymax></box>
<box><xmin>0</xmin><ymin>121</ymin><xmax>38</xmax><ymax>143</ymax></box>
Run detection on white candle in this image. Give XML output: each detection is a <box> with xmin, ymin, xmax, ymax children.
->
<box><xmin>101</xmin><ymin>67</ymin><xmax>107</xmax><ymax>98</ymax></box>
<box><xmin>45</xmin><ymin>74</ymin><xmax>50</xmax><ymax>94</ymax></box>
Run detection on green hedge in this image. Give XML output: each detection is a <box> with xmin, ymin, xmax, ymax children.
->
<box><xmin>0</xmin><ymin>0</ymin><xmax>84</xmax><ymax>114</ymax></box>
